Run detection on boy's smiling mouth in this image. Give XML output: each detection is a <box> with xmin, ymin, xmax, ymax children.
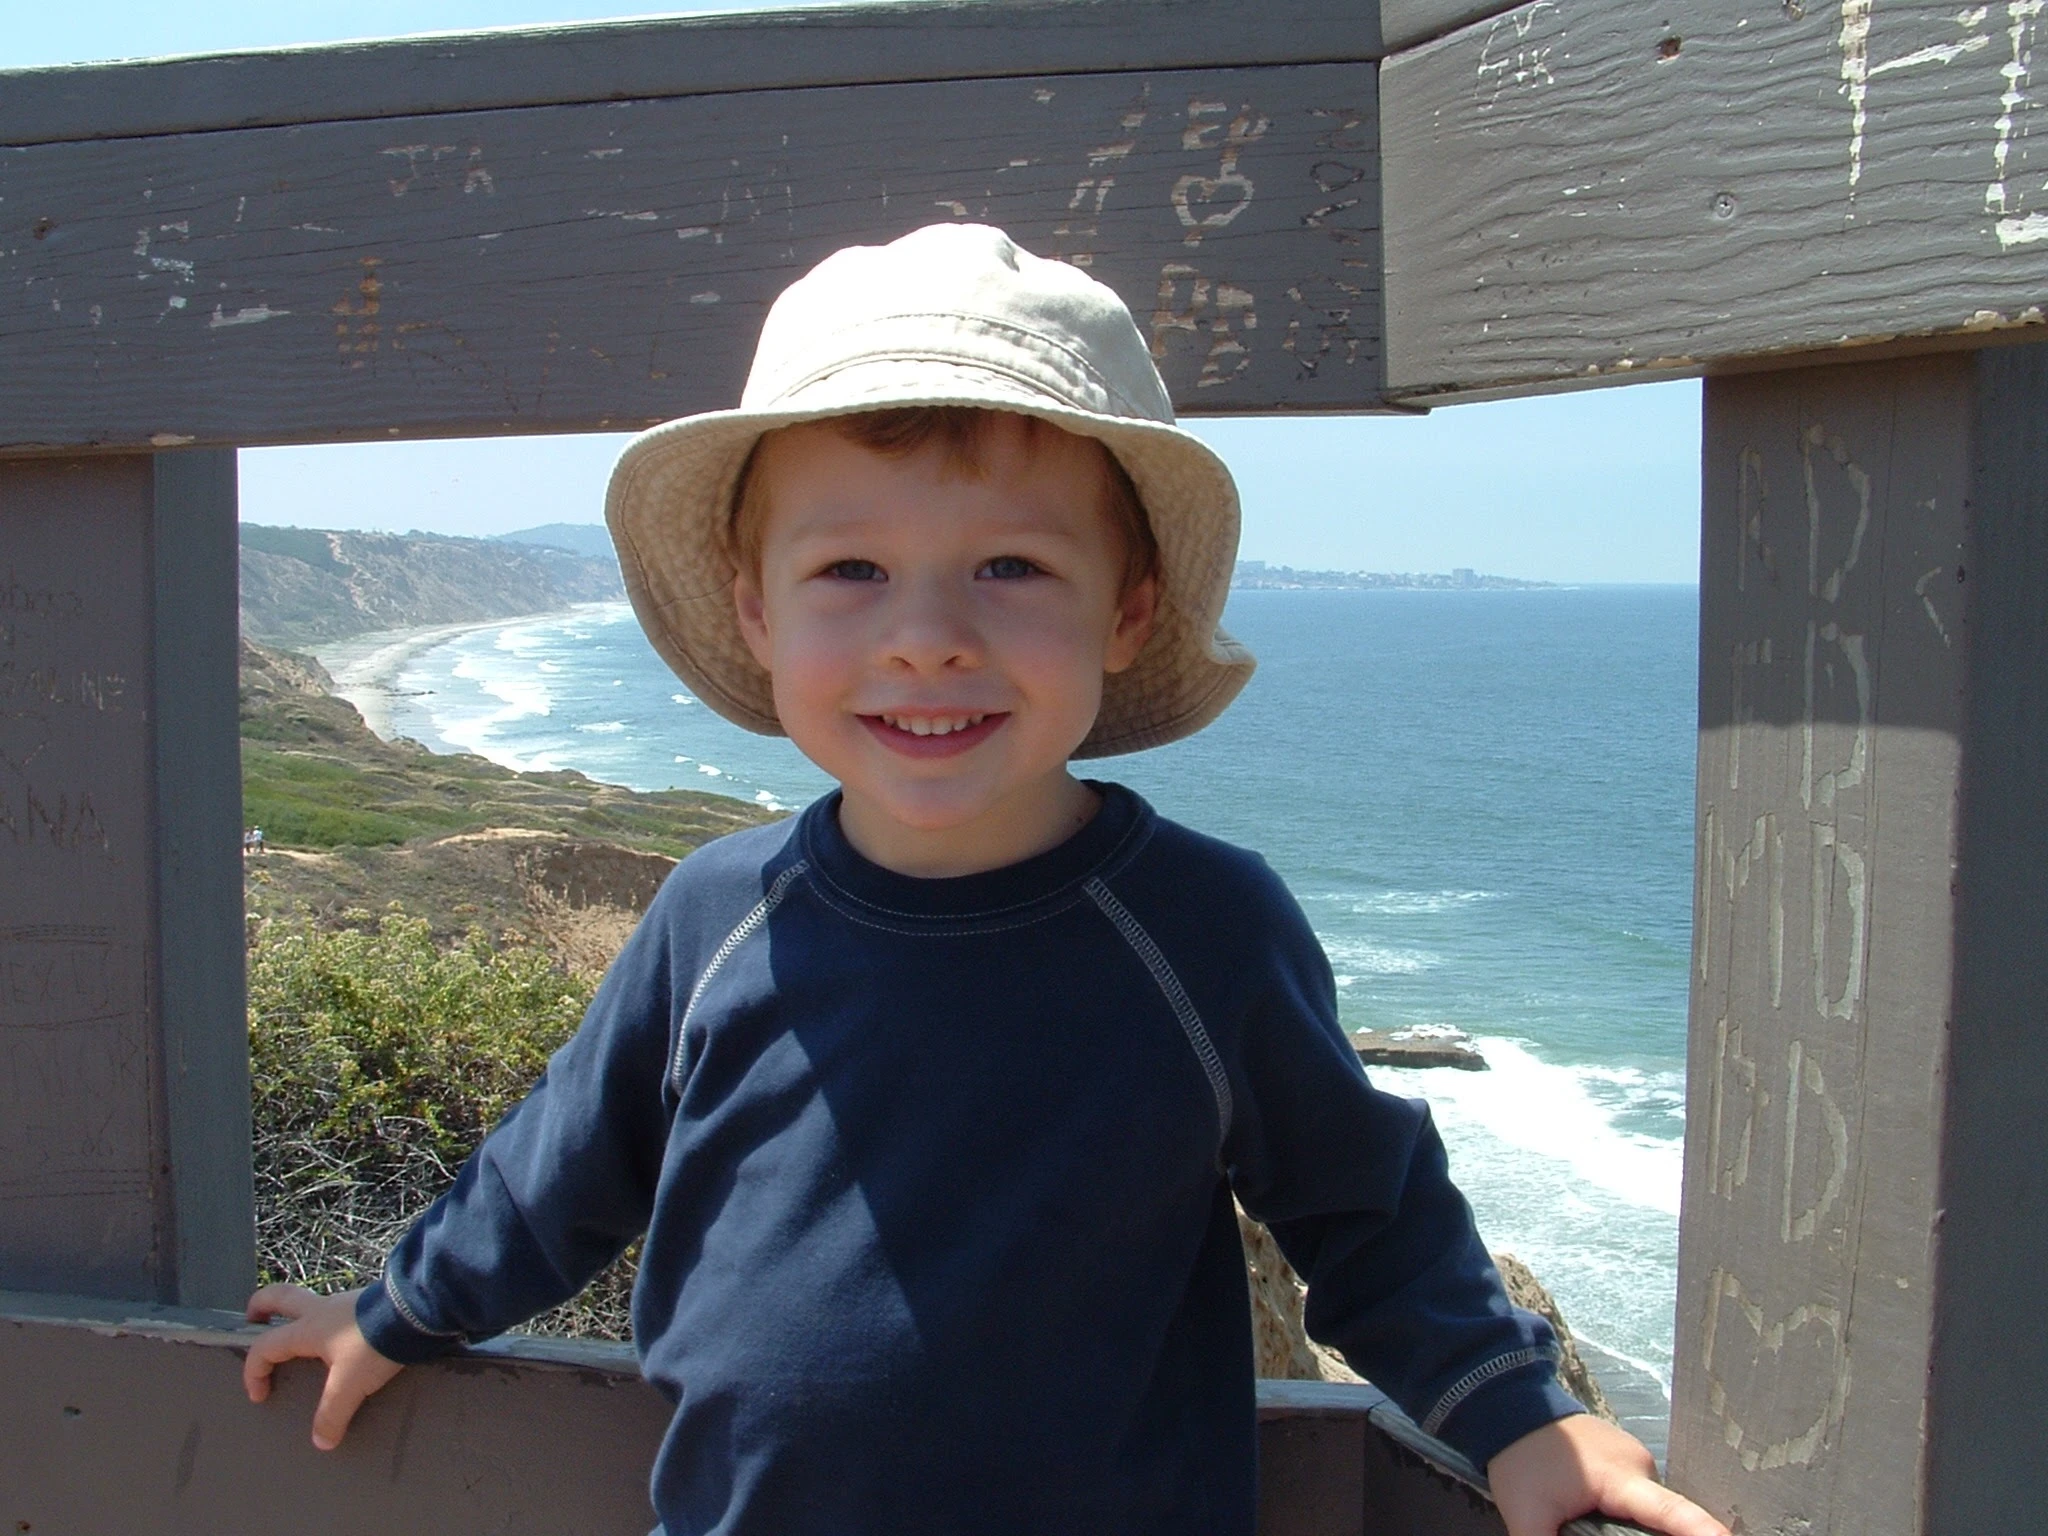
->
<box><xmin>861</xmin><ymin>711</ymin><xmax>1008</xmax><ymax>757</ymax></box>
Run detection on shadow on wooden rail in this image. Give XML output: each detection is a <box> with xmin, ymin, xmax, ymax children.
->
<box><xmin>0</xmin><ymin>1291</ymin><xmax>1646</xmax><ymax>1535</ymax></box>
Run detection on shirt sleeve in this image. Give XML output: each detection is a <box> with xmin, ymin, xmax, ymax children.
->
<box><xmin>356</xmin><ymin>887</ymin><xmax>689</xmax><ymax>1364</ymax></box>
<box><xmin>1219</xmin><ymin>863</ymin><xmax>1584</xmax><ymax>1471</ymax></box>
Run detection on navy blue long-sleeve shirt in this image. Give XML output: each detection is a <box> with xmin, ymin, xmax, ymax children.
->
<box><xmin>358</xmin><ymin>783</ymin><xmax>1579</xmax><ymax>1533</ymax></box>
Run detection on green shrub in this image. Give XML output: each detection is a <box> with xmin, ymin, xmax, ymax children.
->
<box><xmin>249</xmin><ymin>908</ymin><xmax>635</xmax><ymax>1338</ymax></box>
<box><xmin>240</xmin><ymin>793</ymin><xmax>419</xmax><ymax>848</ymax></box>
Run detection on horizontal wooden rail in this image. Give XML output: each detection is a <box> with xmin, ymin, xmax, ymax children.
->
<box><xmin>0</xmin><ymin>61</ymin><xmax>1385</xmax><ymax>449</ymax></box>
<box><xmin>1379</xmin><ymin>0</ymin><xmax>1524</xmax><ymax>53</ymax></box>
<box><xmin>0</xmin><ymin>1291</ymin><xmax>1647</xmax><ymax>1535</ymax></box>
<box><xmin>0</xmin><ymin>0</ymin><xmax>1381</xmax><ymax>148</ymax></box>
<box><xmin>1380</xmin><ymin>0</ymin><xmax>2048</xmax><ymax>399</ymax></box>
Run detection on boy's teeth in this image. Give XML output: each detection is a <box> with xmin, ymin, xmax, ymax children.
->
<box><xmin>884</xmin><ymin>713</ymin><xmax>985</xmax><ymax>736</ymax></box>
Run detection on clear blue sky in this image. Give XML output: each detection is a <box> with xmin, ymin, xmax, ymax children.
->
<box><xmin>13</xmin><ymin>3</ymin><xmax>1704</xmax><ymax>584</ymax></box>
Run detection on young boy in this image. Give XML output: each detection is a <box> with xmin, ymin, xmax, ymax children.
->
<box><xmin>244</xmin><ymin>224</ymin><xmax>1725</xmax><ymax>1536</ymax></box>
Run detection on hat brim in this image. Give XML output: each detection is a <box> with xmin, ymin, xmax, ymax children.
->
<box><xmin>605</xmin><ymin>366</ymin><xmax>1253</xmax><ymax>759</ymax></box>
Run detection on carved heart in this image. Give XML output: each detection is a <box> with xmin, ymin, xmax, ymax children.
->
<box><xmin>1172</xmin><ymin>173</ymin><xmax>1253</xmax><ymax>244</ymax></box>
<box><xmin>1697</xmin><ymin>1266</ymin><xmax>1847</xmax><ymax>1473</ymax></box>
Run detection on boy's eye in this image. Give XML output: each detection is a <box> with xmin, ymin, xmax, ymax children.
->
<box><xmin>978</xmin><ymin>555</ymin><xmax>1040</xmax><ymax>581</ymax></box>
<box><xmin>823</xmin><ymin>559</ymin><xmax>884</xmax><ymax>582</ymax></box>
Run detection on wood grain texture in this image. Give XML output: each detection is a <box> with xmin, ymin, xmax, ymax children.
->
<box><xmin>1381</xmin><ymin>1</ymin><xmax>2048</xmax><ymax>398</ymax></box>
<box><xmin>0</xmin><ymin>1299</ymin><xmax>673</xmax><ymax>1534</ymax></box>
<box><xmin>1924</xmin><ymin>342</ymin><xmax>2048</xmax><ymax>1529</ymax></box>
<box><xmin>148</xmin><ymin>450</ymin><xmax>253</xmax><ymax>1312</ymax></box>
<box><xmin>0</xmin><ymin>1297</ymin><xmax>1600</xmax><ymax>1534</ymax></box>
<box><xmin>0</xmin><ymin>458</ymin><xmax>169</xmax><ymax>1301</ymax></box>
<box><xmin>1380</xmin><ymin>0</ymin><xmax>1524</xmax><ymax>53</ymax></box>
<box><xmin>1673</xmin><ymin>355</ymin><xmax>1974</xmax><ymax>1533</ymax></box>
<box><xmin>0</xmin><ymin>0</ymin><xmax>1380</xmax><ymax>148</ymax></box>
<box><xmin>0</xmin><ymin>63</ymin><xmax>1382</xmax><ymax>450</ymax></box>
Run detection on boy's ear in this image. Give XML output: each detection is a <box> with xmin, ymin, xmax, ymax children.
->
<box><xmin>732</xmin><ymin>567</ymin><xmax>776</xmax><ymax>670</ymax></box>
<box><xmin>1103</xmin><ymin>575</ymin><xmax>1159</xmax><ymax>676</ymax></box>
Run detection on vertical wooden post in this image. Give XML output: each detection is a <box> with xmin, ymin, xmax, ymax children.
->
<box><xmin>0</xmin><ymin>451</ymin><xmax>251</xmax><ymax>1309</ymax></box>
<box><xmin>150</xmin><ymin>449</ymin><xmax>255</xmax><ymax>1310</ymax></box>
<box><xmin>1922</xmin><ymin>343</ymin><xmax>2048</xmax><ymax>1532</ymax></box>
<box><xmin>1672</xmin><ymin>347</ymin><xmax>2048</xmax><ymax>1530</ymax></box>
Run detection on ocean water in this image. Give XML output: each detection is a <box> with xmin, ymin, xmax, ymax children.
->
<box><xmin>337</xmin><ymin>586</ymin><xmax>1697</xmax><ymax>1449</ymax></box>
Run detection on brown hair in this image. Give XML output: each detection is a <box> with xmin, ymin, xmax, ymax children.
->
<box><xmin>727</xmin><ymin>406</ymin><xmax>1160</xmax><ymax>595</ymax></box>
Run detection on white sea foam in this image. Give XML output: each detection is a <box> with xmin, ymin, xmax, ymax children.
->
<box><xmin>672</xmin><ymin>693</ymin><xmax>696</xmax><ymax>706</ymax></box>
<box><xmin>1376</xmin><ymin>1039</ymin><xmax>1683</xmax><ymax>1217</ymax></box>
<box><xmin>1369</xmin><ymin>1040</ymin><xmax>1685</xmax><ymax>1381</ymax></box>
<box><xmin>1320</xmin><ymin>938</ymin><xmax>1440</xmax><ymax>976</ymax></box>
<box><xmin>576</xmin><ymin>721</ymin><xmax>628</xmax><ymax>734</ymax></box>
<box><xmin>1351</xmin><ymin>889</ymin><xmax>1498</xmax><ymax>916</ymax></box>
<box><xmin>418</xmin><ymin>644</ymin><xmax>562</xmax><ymax>770</ymax></box>
<box><xmin>698</xmin><ymin>763</ymin><xmax>722</xmax><ymax>777</ymax></box>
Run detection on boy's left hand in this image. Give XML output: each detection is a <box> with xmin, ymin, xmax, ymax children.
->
<box><xmin>1486</xmin><ymin>1415</ymin><xmax>1730</xmax><ymax>1536</ymax></box>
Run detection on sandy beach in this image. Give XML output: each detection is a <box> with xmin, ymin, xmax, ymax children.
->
<box><xmin>309</xmin><ymin>606</ymin><xmax>620</xmax><ymax>741</ymax></box>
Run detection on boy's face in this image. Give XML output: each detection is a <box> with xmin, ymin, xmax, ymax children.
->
<box><xmin>732</xmin><ymin>415</ymin><xmax>1156</xmax><ymax>875</ymax></box>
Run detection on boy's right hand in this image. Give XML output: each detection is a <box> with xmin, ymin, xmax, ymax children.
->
<box><xmin>243</xmin><ymin>1283</ymin><xmax>405</xmax><ymax>1450</ymax></box>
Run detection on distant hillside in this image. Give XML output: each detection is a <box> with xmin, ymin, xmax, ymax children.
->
<box><xmin>239</xmin><ymin>524</ymin><xmax>625</xmax><ymax>646</ymax></box>
<box><xmin>1232</xmin><ymin>560</ymin><xmax>1553</xmax><ymax>591</ymax></box>
<box><xmin>240</xmin><ymin>637</ymin><xmax>773</xmax><ymax>948</ymax></box>
<box><xmin>494</xmin><ymin>522</ymin><xmax>617</xmax><ymax>561</ymax></box>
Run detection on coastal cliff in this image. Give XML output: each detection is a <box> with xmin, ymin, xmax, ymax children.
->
<box><xmin>239</xmin><ymin>524</ymin><xmax>624</xmax><ymax>646</ymax></box>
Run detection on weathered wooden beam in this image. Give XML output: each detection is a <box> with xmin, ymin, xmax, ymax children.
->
<box><xmin>0</xmin><ymin>2</ymin><xmax>1381</xmax><ymax>149</ymax></box>
<box><xmin>1</xmin><ymin>1295</ymin><xmax>1647</xmax><ymax>1534</ymax></box>
<box><xmin>1921</xmin><ymin>341</ymin><xmax>2048</xmax><ymax>1532</ymax></box>
<box><xmin>0</xmin><ymin>453</ymin><xmax>251</xmax><ymax>1308</ymax></box>
<box><xmin>0</xmin><ymin>1293</ymin><xmax>671</xmax><ymax>1533</ymax></box>
<box><xmin>150</xmin><ymin>449</ymin><xmax>254</xmax><ymax>1310</ymax></box>
<box><xmin>1672</xmin><ymin>345</ymin><xmax>2048</xmax><ymax>1531</ymax></box>
<box><xmin>1381</xmin><ymin>1</ymin><xmax>2048</xmax><ymax>399</ymax></box>
<box><xmin>1379</xmin><ymin>0</ymin><xmax>1522</xmax><ymax>53</ymax></box>
<box><xmin>0</xmin><ymin>63</ymin><xmax>1383</xmax><ymax>449</ymax></box>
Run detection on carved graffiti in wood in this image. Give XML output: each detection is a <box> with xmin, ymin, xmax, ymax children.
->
<box><xmin>1700</xmin><ymin>1266</ymin><xmax>1850</xmax><ymax>1473</ymax></box>
<box><xmin>1282</xmin><ymin>105</ymin><xmax>1375</xmax><ymax>379</ymax></box>
<box><xmin>1676</xmin><ymin>360</ymin><xmax>1975</xmax><ymax>1523</ymax></box>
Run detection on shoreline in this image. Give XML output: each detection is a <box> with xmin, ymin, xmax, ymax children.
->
<box><xmin>307</xmin><ymin>603</ymin><xmax>626</xmax><ymax>743</ymax></box>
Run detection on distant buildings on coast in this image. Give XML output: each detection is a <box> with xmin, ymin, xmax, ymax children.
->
<box><xmin>1232</xmin><ymin>560</ymin><xmax>1553</xmax><ymax>592</ymax></box>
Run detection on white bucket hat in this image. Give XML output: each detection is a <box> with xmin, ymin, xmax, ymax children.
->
<box><xmin>604</xmin><ymin>222</ymin><xmax>1255</xmax><ymax>757</ymax></box>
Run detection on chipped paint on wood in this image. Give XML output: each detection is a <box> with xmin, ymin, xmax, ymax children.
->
<box><xmin>1383</xmin><ymin>0</ymin><xmax>2048</xmax><ymax>397</ymax></box>
<box><xmin>0</xmin><ymin>64</ymin><xmax>1383</xmax><ymax>448</ymax></box>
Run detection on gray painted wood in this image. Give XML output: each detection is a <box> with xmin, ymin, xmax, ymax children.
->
<box><xmin>1380</xmin><ymin>0</ymin><xmax>1524</xmax><ymax>53</ymax></box>
<box><xmin>1255</xmin><ymin>1380</ymin><xmax>1648</xmax><ymax>1536</ymax></box>
<box><xmin>149</xmin><ymin>450</ymin><xmax>254</xmax><ymax>1311</ymax></box>
<box><xmin>1381</xmin><ymin>1</ymin><xmax>2048</xmax><ymax>399</ymax></box>
<box><xmin>0</xmin><ymin>454</ymin><xmax>252</xmax><ymax>1308</ymax></box>
<box><xmin>1</xmin><ymin>1295</ymin><xmax>1586</xmax><ymax>1533</ymax></box>
<box><xmin>0</xmin><ymin>0</ymin><xmax>1380</xmax><ymax>148</ymax></box>
<box><xmin>0</xmin><ymin>1298</ymin><xmax>674</xmax><ymax>1534</ymax></box>
<box><xmin>1923</xmin><ymin>343</ymin><xmax>2048</xmax><ymax>1529</ymax></box>
<box><xmin>0</xmin><ymin>62</ymin><xmax>1383</xmax><ymax>450</ymax></box>
<box><xmin>1673</xmin><ymin>351</ymin><xmax>2023</xmax><ymax>1532</ymax></box>
<box><xmin>0</xmin><ymin>457</ymin><xmax>168</xmax><ymax>1301</ymax></box>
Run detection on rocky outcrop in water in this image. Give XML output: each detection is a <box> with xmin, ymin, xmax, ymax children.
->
<box><xmin>1351</xmin><ymin>1027</ymin><xmax>1489</xmax><ymax>1070</ymax></box>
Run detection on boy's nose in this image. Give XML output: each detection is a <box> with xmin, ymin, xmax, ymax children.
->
<box><xmin>878</xmin><ymin>575</ymin><xmax>983</xmax><ymax>673</ymax></box>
